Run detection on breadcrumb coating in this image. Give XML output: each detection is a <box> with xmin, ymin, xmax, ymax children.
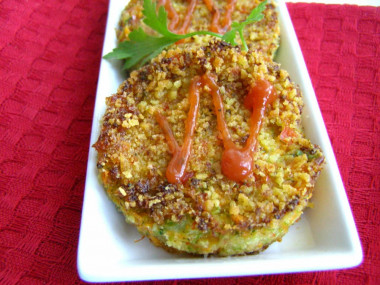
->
<box><xmin>94</xmin><ymin>38</ymin><xmax>324</xmax><ymax>256</ymax></box>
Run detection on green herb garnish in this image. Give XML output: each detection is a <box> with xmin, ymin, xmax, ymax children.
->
<box><xmin>222</xmin><ymin>0</ymin><xmax>267</xmax><ymax>51</ymax></box>
<box><xmin>104</xmin><ymin>0</ymin><xmax>267</xmax><ymax>70</ymax></box>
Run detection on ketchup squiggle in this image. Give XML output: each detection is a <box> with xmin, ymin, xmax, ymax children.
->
<box><xmin>157</xmin><ymin>74</ymin><xmax>277</xmax><ymax>184</ymax></box>
<box><xmin>155</xmin><ymin>76</ymin><xmax>202</xmax><ymax>184</ymax></box>
<box><xmin>158</xmin><ymin>0</ymin><xmax>237</xmax><ymax>34</ymax></box>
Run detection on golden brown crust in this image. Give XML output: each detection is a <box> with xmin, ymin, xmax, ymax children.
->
<box><xmin>94</xmin><ymin>38</ymin><xmax>324</xmax><ymax>255</ymax></box>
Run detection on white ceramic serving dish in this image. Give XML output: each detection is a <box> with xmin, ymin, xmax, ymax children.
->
<box><xmin>77</xmin><ymin>0</ymin><xmax>362</xmax><ymax>282</ymax></box>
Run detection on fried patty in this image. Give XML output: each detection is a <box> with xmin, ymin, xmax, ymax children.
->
<box><xmin>117</xmin><ymin>0</ymin><xmax>280</xmax><ymax>58</ymax></box>
<box><xmin>94</xmin><ymin>38</ymin><xmax>324</xmax><ymax>256</ymax></box>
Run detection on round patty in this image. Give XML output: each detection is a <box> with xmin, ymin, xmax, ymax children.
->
<box><xmin>116</xmin><ymin>0</ymin><xmax>280</xmax><ymax>58</ymax></box>
<box><xmin>94</xmin><ymin>38</ymin><xmax>324</xmax><ymax>256</ymax></box>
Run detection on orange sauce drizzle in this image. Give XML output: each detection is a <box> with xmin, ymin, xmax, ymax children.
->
<box><xmin>155</xmin><ymin>76</ymin><xmax>202</xmax><ymax>184</ymax></box>
<box><xmin>206</xmin><ymin>0</ymin><xmax>237</xmax><ymax>34</ymax></box>
<box><xmin>158</xmin><ymin>0</ymin><xmax>237</xmax><ymax>34</ymax></box>
<box><xmin>158</xmin><ymin>0</ymin><xmax>197</xmax><ymax>34</ymax></box>
<box><xmin>202</xmin><ymin>0</ymin><xmax>214</xmax><ymax>11</ymax></box>
<box><xmin>177</xmin><ymin>0</ymin><xmax>198</xmax><ymax>34</ymax></box>
<box><xmin>157</xmin><ymin>74</ymin><xmax>277</xmax><ymax>184</ymax></box>
<box><xmin>203</xmin><ymin>74</ymin><xmax>277</xmax><ymax>182</ymax></box>
<box><xmin>211</xmin><ymin>76</ymin><xmax>277</xmax><ymax>182</ymax></box>
<box><xmin>158</xmin><ymin>0</ymin><xmax>179</xmax><ymax>31</ymax></box>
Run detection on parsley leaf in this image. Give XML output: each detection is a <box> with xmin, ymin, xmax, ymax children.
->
<box><xmin>222</xmin><ymin>0</ymin><xmax>267</xmax><ymax>51</ymax></box>
<box><xmin>104</xmin><ymin>0</ymin><xmax>267</xmax><ymax>70</ymax></box>
<box><xmin>142</xmin><ymin>0</ymin><xmax>179</xmax><ymax>38</ymax></box>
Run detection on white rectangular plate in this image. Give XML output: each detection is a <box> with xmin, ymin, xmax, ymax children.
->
<box><xmin>77</xmin><ymin>0</ymin><xmax>362</xmax><ymax>282</ymax></box>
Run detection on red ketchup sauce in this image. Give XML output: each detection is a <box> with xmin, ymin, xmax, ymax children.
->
<box><xmin>158</xmin><ymin>0</ymin><xmax>179</xmax><ymax>31</ymax></box>
<box><xmin>156</xmin><ymin>74</ymin><xmax>277</xmax><ymax>184</ymax></box>
<box><xmin>158</xmin><ymin>0</ymin><xmax>237</xmax><ymax>34</ymax></box>
<box><xmin>158</xmin><ymin>0</ymin><xmax>197</xmax><ymax>34</ymax></box>
<box><xmin>207</xmin><ymin>0</ymin><xmax>237</xmax><ymax>34</ymax></box>
<box><xmin>155</xmin><ymin>76</ymin><xmax>202</xmax><ymax>184</ymax></box>
<box><xmin>203</xmin><ymin>75</ymin><xmax>277</xmax><ymax>182</ymax></box>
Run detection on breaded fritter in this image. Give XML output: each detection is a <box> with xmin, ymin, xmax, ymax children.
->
<box><xmin>94</xmin><ymin>38</ymin><xmax>324</xmax><ymax>256</ymax></box>
<box><xmin>117</xmin><ymin>0</ymin><xmax>280</xmax><ymax>58</ymax></box>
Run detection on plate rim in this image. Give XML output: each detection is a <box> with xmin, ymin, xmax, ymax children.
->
<box><xmin>77</xmin><ymin>0</ymin><xmax>363</xmax><ymax>282</ymax></box>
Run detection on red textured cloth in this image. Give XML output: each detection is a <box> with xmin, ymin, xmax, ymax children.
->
<box><xmin>0</xmin><ymin>1</ymin><xmax>379</xmax><ymax>284</ymax></box>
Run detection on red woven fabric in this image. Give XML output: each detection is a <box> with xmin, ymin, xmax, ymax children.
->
<box><xmin>0</xmin><ymin>1</ymin><xmax>379</xmax><ymax>284</ymax></box>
